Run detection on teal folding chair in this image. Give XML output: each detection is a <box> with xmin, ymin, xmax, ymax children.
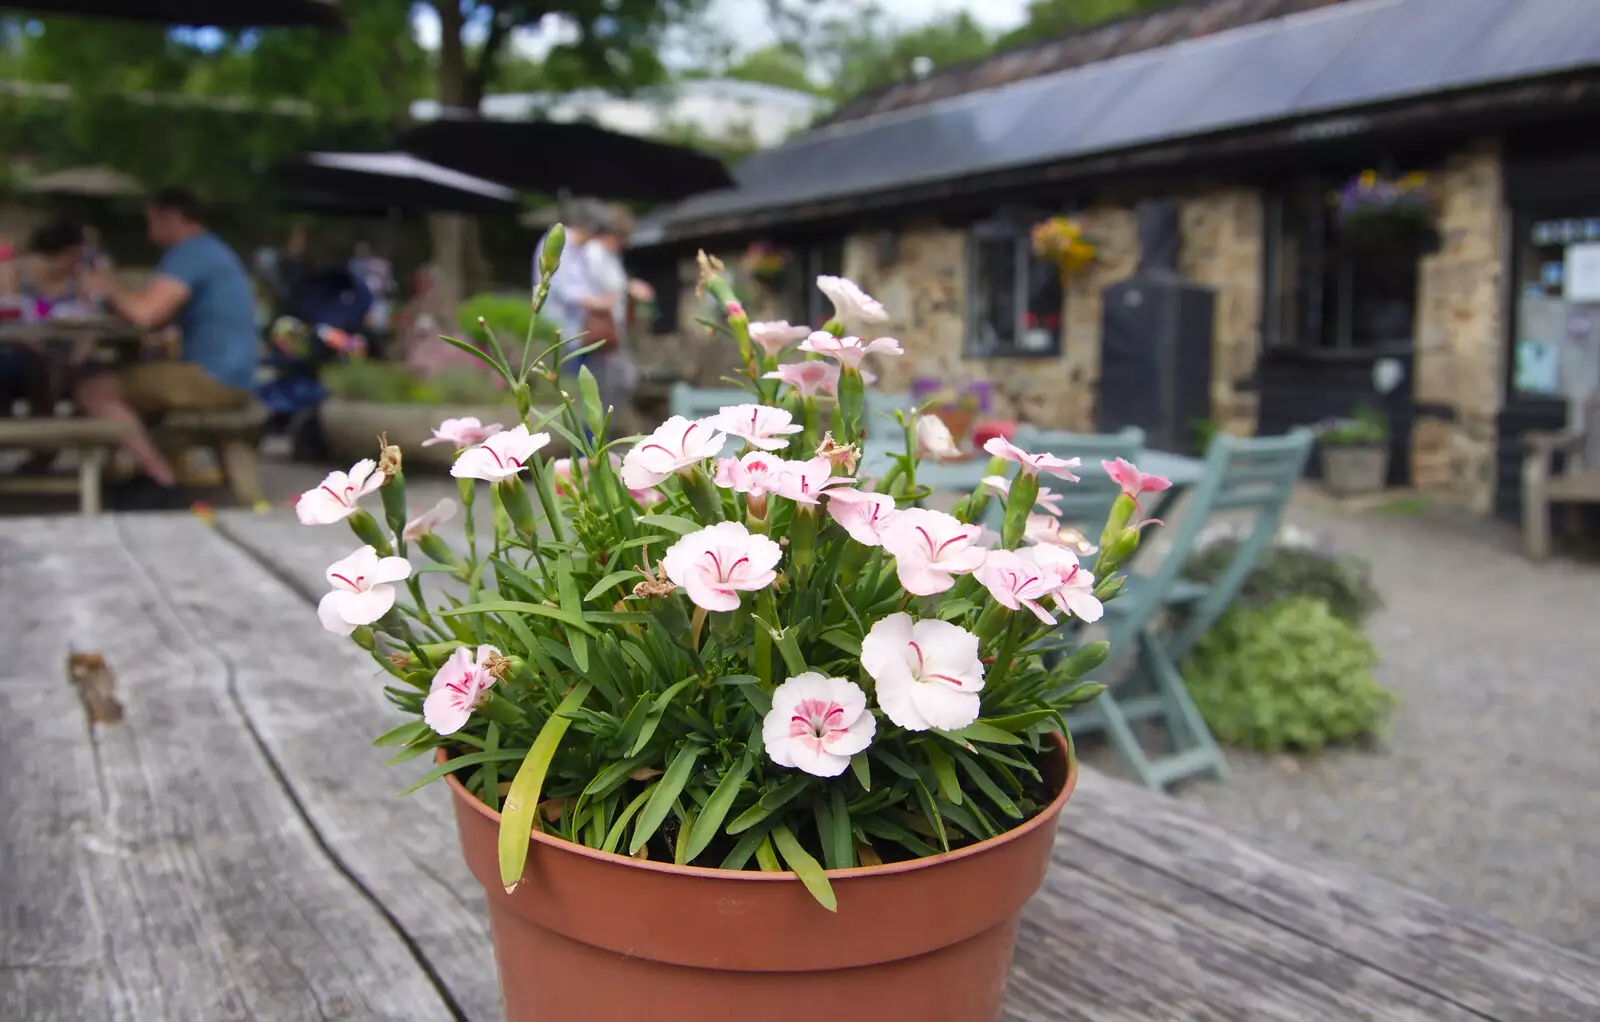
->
<box><xmin>985</xmin><ymin>426</ymin><xmax>1146</xmax><ymax>530</ymax></box>
<box><xmin>670</xmin><ymin>382</ymin><xmax>750</xmax><ymax>421</ymax></box>
<box><xmin>1064</xmin><ymin>429</ymin><xmax>1314</xmax><ymax>791</ymax></box>
<box><xmin>859</xmin><ymin>392</ymin><xmax>915</xmax><ymax>479</ymax></box>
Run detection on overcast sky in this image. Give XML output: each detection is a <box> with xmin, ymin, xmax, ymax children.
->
<box><xmin>414</xmin><ymin>0</ymin><xmax>1032</xmax><ymax>65</ymax></box>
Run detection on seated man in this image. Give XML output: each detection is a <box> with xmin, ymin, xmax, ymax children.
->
<box><xmin>78</xmin><ymin>186</ymin><xmax>258</xmax><ymax>506</ymax></box>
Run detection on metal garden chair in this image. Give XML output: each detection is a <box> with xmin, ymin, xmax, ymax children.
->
<box><xmin>1064</xmin><ymin>428</ymin><xmax>1314</xmax><ymax>791</ymax></box>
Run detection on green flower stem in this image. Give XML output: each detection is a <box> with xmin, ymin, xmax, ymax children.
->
<box><xmin>837</xmin><ymin>366</ymin><xmax>865</xmax><ymax>446</ymax></box>
<box><xmin>1001</xmin><ymin>472</ymin><xmax>1040</xmax><ymax>548</ymax></box>
<box><xmin>458</xmin><ymin>477</ymin><xmax>479</xmax><ymax>605</ymax></box>
<box><xmin>789</xmin><ymin>504</ymin><xmax>818</xmax><ymax>584</ymax></box>
<box><xmin>496</xmin><ymin>478</ymin><xmax>538</xmax><ymax>547</ymax></box>
<box><xmin>801</xmin><ymin>397</ymin><xmax>820</xmax><ymax>452</ymax></box>
<box><xmin>680</xmin><ymin>465</ymin><xmax>723</xmax><ymax>523</ymax></box>
<box><xmin>878</xmin><ymin>460</ymin><xmax>905</xmax><ymax>498</ymax></box>
<box><xmin>836</xmin><ymin>538</ymin><xmax>873</xmax><ymax>588</ymax></box>
<box><xmin>973</xmin><ymin>601</ymin><xmax>1009</xmax><ymax>645</ymax></box>
<box><xmin>529</xmin><ymin>459</ymin><xmax>566</xmax><ymax>544</ymax></box>
<box><xmin>380</xmin><ymin>470</ymin><xmax>407</xmax><ymax>549</ymax></box>
<box><xmin>347</xmin><ymin>509</ymin><xmax>392</xmax><ymax>556</ymax></box>
<box><xmin>758</xmin><ymin>591</ymin><xmax>807</xmax><ymax>678</ymax></box>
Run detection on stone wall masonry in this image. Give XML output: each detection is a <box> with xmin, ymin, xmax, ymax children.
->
<box><xmin>1411</xmin><ymin>141</ymin><xmax>1506</xmax><ymax>514</ymax></box>
<box><xmin>1179</xmin><ymin>189</ymin><xmax>1264</xmax><ymax>437</ymax></box>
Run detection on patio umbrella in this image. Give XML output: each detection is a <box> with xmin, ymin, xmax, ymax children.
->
<box><xmin>274</xmin><ymin>152</ymin><xmax>520</xmax><ymax>216</ymax></box>
<box><xmin>20</xmin><ymin>165</ymin><xmax>143</xmax><ymax>199</ymax></box>
<box><xmin>0</xmin><ymin>0</ymin><xmax>344</xmax><ymax>28</ymax></box>
<box><xmin>394</xmin><ymin>117</ymin><xmax>734</xmax><ymax>203</ymax></box>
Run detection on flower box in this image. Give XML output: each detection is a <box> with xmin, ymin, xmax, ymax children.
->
<box><xmin>290</xmin><ymin>230</ymin><xmax>1169</xmax><ymax>1020</ymax></box>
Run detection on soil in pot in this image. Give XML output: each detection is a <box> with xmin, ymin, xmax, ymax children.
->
<box><xmin>443</xmin><ymin>736</ymin><xmax>1077</xmax><ymax>1022</ymax></box>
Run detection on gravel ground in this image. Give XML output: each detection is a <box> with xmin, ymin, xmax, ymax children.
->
<box><xmin>239</xmin><ymin>456</ymin><xmax>1600</xmax><ymax>957</ymax></box>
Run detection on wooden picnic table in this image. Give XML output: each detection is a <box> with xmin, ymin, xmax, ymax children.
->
<box><xmin>4</xmin><ymin>511</ymin><xmax>1598</xmax><ymax>1021</ymax></box>
<box><xmin>0</xmin><ymin>315</ymin><xmax>143</xmax><ymax>347</ymax></box>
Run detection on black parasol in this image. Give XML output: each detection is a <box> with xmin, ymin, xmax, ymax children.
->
<box><xmin>394</xmin><ymin>116</ymin><xmax>734</xmax><ymax>204</ymax></box>
<box><xmin>274</xmin><ymin>151</ymin><xmax>520</xmax><ymax>217</ymax></box>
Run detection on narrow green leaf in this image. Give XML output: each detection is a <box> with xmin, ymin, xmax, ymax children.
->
<box><xmin>383</xmin><ymin>742</ymin><xmax>435</xmax><ymax>766</ymax></box>
<box><xmin>857</xmin><ymin>816</ymin><xmax>938</xmax><ymax>858</ymax></box>
<box><xmin>629</xmin><ymin>745</ymin><xmax>702</xmax><ymax>855</ymax></box>
<box><xmin>683</xmin><ymin>753</ymin><xmax>752</xmax><ymax>863</ymax></box>
<box><xmin>373</xmin><ymin>720</ymin><xmax>430</xmax><ymax>747</ymax></box>
<box><xmin>498</xmin><ymin>682</ymin><xmax>593</xmax><ymax>891</ymax></box>
<box><xmin>602</xmin><ymin>783</ymin><xmax>656</xmax><ymax>854</ymax></box>
<box><xmin>441</xmin><ymin>600</ymin><xmax>597</xmax><ymax>635</ymax></box>
<box><xmin>912</xmin><ymin>778</ymin><xmax>949</xmax><ymax>852</ymax></box>
<box><xmin>817</xmin><ymin>628</ymin><xmax>862</xmax><ymax>657</ymax></box>
<box><xmin>637</xmin><ymin>513</ymin><xmax>704</xmax><ymax>536</ymax></box>
<box><xmin>726</xmin><ymin>776</ymin><xmax>809</xmax><ymax>834</ymax></box>
<box><xmin>755</xmin><ymin>835</ymin><xmax>782</xmax><ymax>872</ymax></box>
<box><xmin>556</xmin><ymin>560</ymin><xmax>589</xmax><ymax>673</ymax></box>
<box><xmin>673</xmin><ymin>803</ymin><xmax>698</xmax><ymax>866</ymax></box>
<box><xmin>849</xmin><ymin>752</ymin><xmax>871</xmax><ymax>791</ymax></box>
<box><xmin>973</xmin><ymin>710</ymin><xmax>1055</xmax><ymax>734</ymax></box>
<box><xmin>952</xmin><ymin>749</ymin><xmax>1022</xmax><ymax>819</ymax></box>
<box><xmin>719</xmin><ymin>818</ymin><xmax>777</xmax><ymax>869</ymax></box>
<box><xmin>438</xmin><ymin>333</ymin><xmax>509</xmax><ymax>378</ymax></box>
<box><xmin>827</xmin><ymin>789</ymin><xmax>852</xmax><ymax>870</ymax></box>
<box><xmin>772</xmin><ymin>824</ymin><xmax>837</xmax><ymax>911</ymax></box>
<box><xmin>396</xmin><ymin>749</ymin><xmax>528</xmax><ymax>796</ymax></box>
<box><xmin>942</xmin><ymin>721</ymin><xmax>1024</xmax><ymax>746</ymax></box>
<box><xmin>923</xmin><ymin>741</ymin><xmax>963</xmax><ymax>806</ymax></box>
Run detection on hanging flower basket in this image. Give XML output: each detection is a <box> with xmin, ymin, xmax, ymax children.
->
<box><xmin>741</xmin><ymin>241</ymin><xmax>789</xmax><ymax>291</ymax></box>
<box><xmin>1030</xmin><ymin>216</ymin><xmax>1099</xmax><ymax>284</ymax></box>
<box><xmin>1330</xmin><ymin>171</ymin><xmax>1440</xmax><ymax>251</ymax></box>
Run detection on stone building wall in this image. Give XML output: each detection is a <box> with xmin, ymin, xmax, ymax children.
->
<box><xmin>839</xmin><ymin>208</ymin><xmax>1139</xmax><ymax>430</ymax></box>
<box><xmin>1179</xmin><ymin>189</ymin><xmax>1264</xmax><ymax>437</ymax></box>
<box><xmin>1410</xmin><ymin>140</ymin><xmax>1506</xmax><ymax>514</ymax></box>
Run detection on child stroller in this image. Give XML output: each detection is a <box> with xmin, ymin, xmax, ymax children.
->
<box><xmin>256</xmin><ymin>267</ymin><xmax>373</xmax><ymax>462</ymax></box>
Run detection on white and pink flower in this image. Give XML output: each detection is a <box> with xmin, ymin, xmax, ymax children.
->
<box><xmin>619</xmin><ymin>416</ymin><xmax>727</xmax><ymax>489</ymax></box>
<box><xmin>776</xmin><ymin>456</ymin><xmax>853</xmax><ymax>505</ymax></box>
<box><xmin>915</xmin><ymin>416</ymin><xmax>963</xmax><ymax>462</ymax></box>
<box><xmin>1022</xmin><ymin>545</ymin><xmax>1104</xmax><ymax>622</ymax></box>
<box><xmin>1103</xmin><ymin>456</ymin><xmax>1172</xmax><ymax>517</ymax></box>
<box><xmin>982</xmin><ymin>475</ymin><xmax>1065</xmax><ymax>516</ymax></box>
<box><xmin>878</xmin><ymin>507</ymin><xmax>988</xmax><ymax>595</ymax></box>
<box><xmin>825</xmin><ymin>488</ymin><xmax>899</xmax><ymax>546</ymax></box>
<box><xmin>816</xmin><ymin>275</ymin><xmax>890</xmax><ymax>334</ymax></box>
<box><xmin>421</xmin><ymin>416</ymin><xmax>503</xmax><ymax>449</ymax></box>
<box><xmin>763</xmin><ymin>360</ymin><xmax>840</xmax><ymax>399</ymax></box>
<box><xmin>982</xmin><ymin>437</ymin><xmax>1082</xmax><ymax>482</ymax></box>
<box><xmin>797</xmin><ymin>331</ymin><xmax>903</xmax><ymax>370</ymax></box>
<box><xmin>861</xmin><ymin>612</ymin><xmax>985</xmax><ymax>732</ymax></box>
<box><xmin>402</xmin><ymin>497</ymin><xmax>456</xmax><ymax>542</ymax></box>
<box><xmin>450</xmin><ymin>424</ymin><xmax>551</xmax><ymax>483</ymax></box>
<box><xmin>713</xmin><ymin>450</ymin><xmax>788</xmax><ymax>498</ymax></box>
<box><xmin>295</xmin><ymin>458</ymin><xmax>383</xmax><ymax>525</ymax></box>
<box><xmin>422</xmin><ymin>644</ymin><xmax>499</xmax><ymax>736</ymax></box>
<box><xmin>748</xmin><ymin>320</ymin><xmax>811</xmax><ymax>357</ymax></box>
<box><xmin>660</xmin><ymin>520</ymin><xmax>783</xmax><ymax>612</ymax></box>
<box><xmin>707</xmin><ymin>403</ymin><xmax>803</xmax><ymax>452</ymax></box>
<box><xmin>316</xmin><ymin>545</ymin><xmax>413</xmax><ymax>636</ymax></box>
<box><xmin>1023</xmin><ymin>513</ymin><xmax>1098</xmax><ymax>556</ymax></box>
<box><xmin>762</xmin><ymin>672</ymin><xmax>876</xmax><ymax>777</ymax></box>
<box><xmin>974</xmin><ymin>549</ymin><xmax>1063</xmax><ymax>625</ymax></box>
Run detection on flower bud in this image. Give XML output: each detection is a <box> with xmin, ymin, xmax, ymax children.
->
<box><xmin>347</xmin><ymin>508</ymin><xmax>392</xmax><ymax>556</ymax></box>
<box><xmin>539</xmin><ymin>223</ymin><xmax>566</xmax><ymax>279</ymax></box>
<box><xmin>497</xmin><ymin>478</ymin><xmax>537</xmax><ymax>542</ymax></box>
<box><xmin>350</xmin><ymin>626</ymin><xmax>376</xmax><ymax>651</ymax></box>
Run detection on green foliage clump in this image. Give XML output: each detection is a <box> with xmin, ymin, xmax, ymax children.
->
<box><xmin>322</xmin><ymin>361</ymin><xmax>508</xmax><ymax>406</ymax></box>
<box><xmin>459</xmin><ymin>293</ymin><xmax>559</xmax><ymax>353</ymax></box>
<box><xmin>1186</xmin><ymin>538</ymin><xmax>1382</xmax><ymax>625</ymax></box>
<box><xmin>1314</xmin><ymin>405</ymin><xmax>1389</xmax><ymax>446</ymax></box>
<box><xmin>1184</xmin><ymin>597</ymin><xmax>1397</xmax><ymax>752</ymax></box>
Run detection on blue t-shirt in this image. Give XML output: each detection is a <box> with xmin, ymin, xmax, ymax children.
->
<box><xmin>157</xmin><ymin>232</ymin><xmax>258</xmax><ymax>390</ymax></box>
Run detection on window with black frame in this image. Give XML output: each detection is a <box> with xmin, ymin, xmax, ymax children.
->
<box><xmin>1263</xmin><ymin>174</ymin><xmax>1433</xmax><ymax>351</ymax></box>
<box><xmin>966</xmin><ymin>213</ymin><xmax>1063</xmax><ymax>358</ymax></box>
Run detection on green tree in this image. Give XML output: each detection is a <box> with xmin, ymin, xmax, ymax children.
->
<box><xmin>999</xmin><ymin>0</ymin><xmax>1182</xmax><ymax>48</ymax></box>
<box><xmin>721</xmin><ymin>44</ymin><xmax>818</xmax><ymax>96</ymax></box>
<box><xmin>816</xmin><ymin>6</ymin><xmax>995</xmax><ymax>104</ymax></box>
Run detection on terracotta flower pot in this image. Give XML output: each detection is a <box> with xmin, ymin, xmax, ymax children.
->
<box><xmin>933</xmin><ymin>405</ymin><xmax>977</xmax><ymax>448</ymax></box>
<box><xmin>443</xmin><ymin>736</ymin><xmax>1077</xmax><ymax>1021</ymax></box>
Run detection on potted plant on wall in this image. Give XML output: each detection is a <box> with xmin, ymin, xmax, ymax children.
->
<box><xmin>1030</xmin><ymin>215</ymin><xmax>1099</xmax><ymax>285</ymax></box>
<box><xmin>1331</xmin><ymin>170</ymin><xmax>1440</xmax><ymax>253</ymax></box>
<box><xmin>291</xmin><ymin>229</ymin><xmax>1168</xmax><ymax>1022</ymax></box>
<box><xmin>910</xmin><ymin>377</ymin><xmax>995</xmax><ymax>450</ymax></box>
<box><xmin>1313</xmin><ymin>406</ymin><xmax>1390</xmax><ymax>496</ymax></box>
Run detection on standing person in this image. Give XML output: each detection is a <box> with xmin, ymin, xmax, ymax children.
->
<box><xmin>76</xmin><ymin>186</ymin><xmax>259</xmax><ymax>508</ymax></box>
<box><xmin>581</xmin><ymin>206</ymin><xmax>649</xmax><ymax>431</ymax></box>
<box><xmin>533</xmin><ymin>198</ymin><xmax>607</xmax><ymax>371</ymax></box>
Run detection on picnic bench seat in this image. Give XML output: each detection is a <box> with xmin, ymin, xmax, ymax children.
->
<box><xmin>153</xmin><ymin>401</ymin><xmax>271</xmax><ymax>506</ymax></box>
<box><xmin>3</xmin><ymin>512</ymin><xmax>1597</xmax><ymax>1021</ymax></box>
<box><xmin>1522</xmin><ymin>390</ymin><xmax>1600</xmax><ymax>560</ymax></box>
<box><xmin>0</xmin><ymin>417</ymin><xmax>133</xmax><ymax>514</ymax></box>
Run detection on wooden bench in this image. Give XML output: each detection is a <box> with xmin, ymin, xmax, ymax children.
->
<box><xmin>153</xmin><ymin>402</ymin><xmax>271</xmax><ymax>506</ymax></box>
<box><xmin>2</xmin><ymin>511</ymin><xmax>1595</xmax><ymax>1020</ymax></box>
<box><xmin>0</xmin><ymin>417</ymin><xmax>133</xmax><ymax>514</ymax></box>
<box><xmin>1522</xmin><ymin>390</ymin><xmax>1600</xmax><ymax>560</ymax></box>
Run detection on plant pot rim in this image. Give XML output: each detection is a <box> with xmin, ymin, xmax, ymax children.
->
<box><xmin>439</xmin><ymin>732</ymin><xmax>1076</xmax><ymax>885</ymax></box>
<box><xmin>1320</xmin><ymin>441</ymin><xmax>1389</xmax><ymax>449</ymax></box>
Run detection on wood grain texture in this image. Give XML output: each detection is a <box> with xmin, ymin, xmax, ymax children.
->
<box><xmin>0</xmin><ymin>518</ymin><xmax>456</xmax><ymax>1022</ymax></box>
<box><xmin>115</xmin><ymin>514</ymin><xmax>500</xmax><ymax>1022</ymax></box>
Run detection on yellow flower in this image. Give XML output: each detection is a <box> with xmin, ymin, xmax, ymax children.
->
<box><xmin>1358</xmin><ymin>170</ymin><xmax>1377</xmax><ymax>188</ymax></box>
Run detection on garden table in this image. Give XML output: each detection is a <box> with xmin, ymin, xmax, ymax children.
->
<box><xmin>3</xmin><ymin>511</ymin><xmax>1597</xmax><ymax>1021</ymax></box>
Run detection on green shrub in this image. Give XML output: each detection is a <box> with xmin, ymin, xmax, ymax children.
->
<box><xmin>1183</xmin><ymin>596</ymin><xmax>1397</xmax><ymax>752</ymax></box>
<box><xmin>458</xmin><ymin>292</ymin><xmax>559</xmax><ymax>352</ymax></box>
<box><xmin>322</xmin><ymin>361</ymin><xmax>512</xmax><ymax>406</ymax></box>
<box><xmin>1186</xmin><ymin>536</ymin><xmax>1381</xmax><ymax>625</ymax></box>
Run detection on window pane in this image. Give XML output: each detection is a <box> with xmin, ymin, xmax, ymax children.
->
<box><xmin>970</xmin><ymin>234</ymin><xmax>1017</xmax><ymax>356</ymax></box>
<box><xmin>1020</xmin><ymin>248</ymin><xmax>1063</xmax><ymax>355</ymax></box>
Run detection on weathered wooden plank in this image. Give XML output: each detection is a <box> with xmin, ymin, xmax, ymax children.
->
<box><xmin>1004</xmin><ymin>833</ymin><xmax>1480</xmax><ymax>1021</ymax></box>
<box><xmin>0</xmin><ymin>518</ymin><xmax>456</xmax><ymax>1022</ymax></box>
<box><xmin>1059</xmin><ymin>769</ymin><xmax>1600</xmax><ymax>1022</ymax></box>
<box><xmin>117</xmin><ymin>514</ymin><xmax>500</xmax><ymax>1022</ymax></box>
